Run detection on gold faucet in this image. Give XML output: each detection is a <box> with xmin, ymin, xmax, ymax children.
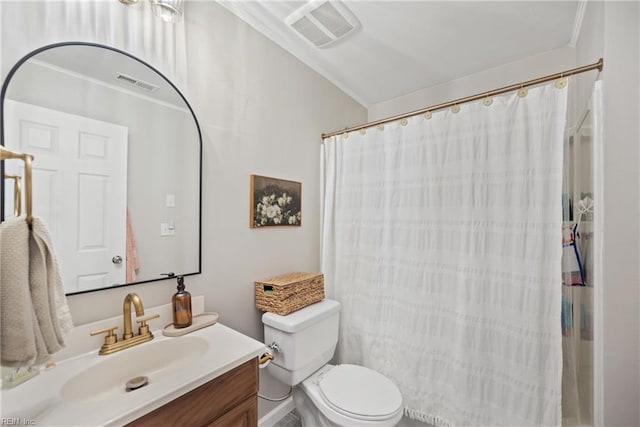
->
<box><xmin>90</xmin><ymin>293</ymin><xmax>159</xmax><ymax>355</ymax></box>
<box><xmin>123</xmin><ymin>292</ymin><xmax>144</xmax><ymax>340</ymax></box>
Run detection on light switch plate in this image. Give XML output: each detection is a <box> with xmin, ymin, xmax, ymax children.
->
<box><xmin>160</xmin><ymin>222</ymin><xmax>175</xmax><ymax>236</ymax></box>
<box><xmin>166</xmin><ymin>194</ymin><xmax>175</xmax><ymax>208</ymax></box>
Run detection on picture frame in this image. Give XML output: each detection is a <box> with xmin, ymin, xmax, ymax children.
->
<box><xmin>250</xmin><ymin>174</ymin><xmax>302</xmax><ymax>228</ymax></box>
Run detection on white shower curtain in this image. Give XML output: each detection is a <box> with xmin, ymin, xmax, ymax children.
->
<box><xmin>321</xmin><ymin>83</ymin><xmax>568</xmax><ymax>426</ymax></box>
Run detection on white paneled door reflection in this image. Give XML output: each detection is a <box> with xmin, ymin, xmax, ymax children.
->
<box><xmin>4</xmin><ymin>100</ymin><xmax>128</xmax><ymax>292</ymax></box>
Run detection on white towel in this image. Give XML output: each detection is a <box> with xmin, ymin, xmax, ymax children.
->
<box><xmin>1</xmin><ymin>216</ymin><xmax>37</xmax><ymax>366</ymax></box>
<box><xmin>30</xmin><ymin>217</ymin><xmax>73</xmax><ymax>343</ymax></box>
<box><xmin>0</xmin><ymin>216</ymin><xmax>73</xmax><ymax>367</ymax></box>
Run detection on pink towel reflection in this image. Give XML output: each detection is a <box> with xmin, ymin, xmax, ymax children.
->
<box><xmin>126</xmin><ymin>209</ymin><xmax>139</xmax><ymax>283</ymax></box>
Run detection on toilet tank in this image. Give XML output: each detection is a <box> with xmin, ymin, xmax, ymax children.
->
<box><xmin>262</xmin><ymin>299</ymin><xmax>340</xmax><ymax>386</ymax></box>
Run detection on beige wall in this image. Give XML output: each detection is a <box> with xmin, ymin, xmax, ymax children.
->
<box><xmin>1</xmin><ymin>1</ymin><xmax>366</xmax><ymax>341</ymax></box>
<box><xmin>599</xmin><ymin>2</ymin><xmax>640</xmax><ymax>426</ymax></box>
<box><xmin>367</xmin><ymin>46</ymin><xmax>577</xmax><ymax>121</ymax></box>
<box><xmin>576</xmin><ymin>2</ymin><xmax>640</xmax><ymax>425</ymax></box>
<box><xmin>176</xmin><ymin>1</ymin><xmax>366</xmax><ymax>339</ymax></box>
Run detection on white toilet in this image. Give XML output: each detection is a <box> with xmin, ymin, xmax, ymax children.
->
<box><xmin>262</xmin><ymin>299</ymin><xmax>404</xmax><ymax>427</ymax></box>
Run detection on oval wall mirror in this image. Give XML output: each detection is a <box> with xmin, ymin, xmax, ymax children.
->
<box><xmin>1</xmin><ymin>42</ymin><xmax>202</xmax><ymax>295</ymax></box>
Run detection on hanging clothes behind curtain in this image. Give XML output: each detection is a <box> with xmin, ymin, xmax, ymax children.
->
<box><xmin>322</xmin><ymin>82</ymin><xmax>568</xmax><ymax>426</ymax></box>
<box><xmin>561</xmin><ymin>80</ymin><xmax>600</xmax><ymax>427</ymax></box>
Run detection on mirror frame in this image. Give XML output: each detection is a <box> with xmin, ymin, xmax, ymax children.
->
<box><xmin>0</xmin><ymin>41</ymin><xmax>203</xmax><ymax>294</ymax></box>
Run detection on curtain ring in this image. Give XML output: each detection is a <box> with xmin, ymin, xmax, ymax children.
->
<box><xmin>555</xmin><ymin>73</ymin><xmax>568</xmax><ymax>89</ymax></box>
<box><xmin>517</xmin><ymin>84</ymin><xmax>528</xmax><ymax>98</ymax></box>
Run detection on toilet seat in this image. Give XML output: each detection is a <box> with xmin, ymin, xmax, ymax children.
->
<box><xmin>316</xmin><ymin>364</ymin><xmax>403</xmax><ymax>421</ymax></box>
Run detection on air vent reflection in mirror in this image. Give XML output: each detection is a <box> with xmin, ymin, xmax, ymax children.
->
<box><xmin>116</xmin><ymin>73</ymin><xmax>160</xmax><ymax>93</ymax></box>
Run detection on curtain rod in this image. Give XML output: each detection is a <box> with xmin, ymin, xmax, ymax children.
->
<box><xmin>322</xmin><ymin>58</ymin><xmax>603</xmax><ymax>139</ymax></box>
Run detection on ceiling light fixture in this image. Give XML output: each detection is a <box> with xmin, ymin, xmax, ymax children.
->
<box><xmin>118</xmin><ymin>0</ymin><xmax>184</xmax><ymax>24</ymax></box>
<box><xmin>149</xmin><ymin>0</ymin><xmax>184</xmax><ymax>23</ymax></box>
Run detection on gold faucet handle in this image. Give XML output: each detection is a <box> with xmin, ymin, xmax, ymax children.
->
<box><xmin>90</xmin><ymin>326</ymin><xmax>118</xmax><ymax>345</ymax></box>
<box><xmin>136</xmin><ymin>314</ymin><xmax>160</xmax><ymax>335</ymax></box>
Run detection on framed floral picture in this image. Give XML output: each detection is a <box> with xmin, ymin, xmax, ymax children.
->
<box><xmin>250</xmin><ymin>175</ymin><xmax>302</xmax><ymax>228</ymax></box>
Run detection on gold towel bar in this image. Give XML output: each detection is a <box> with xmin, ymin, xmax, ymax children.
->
<box><xmin>3</xmin><ymin>173</ymin><xmax>22</xmax><ymax>217</ymax></box>
<box><xmin>1</xmin><ymin>146</ymin><xmax>34</xmax><ymax>226</ymax></box>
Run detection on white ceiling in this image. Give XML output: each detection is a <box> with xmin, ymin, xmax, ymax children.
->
<box><xmin>28</xmin><ymin>45</ymin><xmax>187</xmax><ymax>108</ymax></box>
<box><xmin>217</xmin><ymin>1</ymin><xmax>582</xmax><ymax>107</ymax></box>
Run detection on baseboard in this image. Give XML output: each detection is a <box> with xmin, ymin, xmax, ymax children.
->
<box><xmin>258</xmin><ymin>396</ymin><xmax>295</xmax><ymax>427</ymax></box>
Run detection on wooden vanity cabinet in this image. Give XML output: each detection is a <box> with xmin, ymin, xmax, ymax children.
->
<box><xmin>128</xmin><ymin>358</ymin><xmax>258</xmax><ymax>427</ymax></box>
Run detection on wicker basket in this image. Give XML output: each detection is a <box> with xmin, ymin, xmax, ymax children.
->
<box><xmin>255</xmin><ymin>272</ymin><xmax>324</xmax><ymax>315</ymax></box>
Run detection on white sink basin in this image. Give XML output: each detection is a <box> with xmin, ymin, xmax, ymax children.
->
<box><xmin>60</xmin><ymin>336</ymin><xmax>209</xmax><ymax>403</ymax></box>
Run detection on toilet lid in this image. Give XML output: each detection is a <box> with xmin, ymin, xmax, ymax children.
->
<box><xmin>318</xmin><ymin>364</ymin><xmax>403</xmax><ymax>419</ymax></box>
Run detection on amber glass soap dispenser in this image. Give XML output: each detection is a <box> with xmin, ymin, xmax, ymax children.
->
<box><xmin>172</xmin><ymin>275</ymin><xmax>192</xmax><ymax>328</ymax></box>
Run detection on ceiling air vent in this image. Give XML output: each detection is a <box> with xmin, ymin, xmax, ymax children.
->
<box><xmin>285</xmin><ymin>1</ymin><xmax>360</xmax><ymax>48</ymax></box>
<box><xmin>116</xmin><ymin>72</ymin><xmax>159</xmax><ymax>93</ymax></box>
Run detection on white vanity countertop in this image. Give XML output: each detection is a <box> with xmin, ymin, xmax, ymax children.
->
<box><xmin>1</xmin><ymin>298</ymin><xmax>266</xmax><ymax>426</ymax></box>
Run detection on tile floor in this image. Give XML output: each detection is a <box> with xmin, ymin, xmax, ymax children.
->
<box><xmin>273</xmin><ymin>410</ymin><xmax>302</xmax><ymax>427</ymax></box>
<box><xmin>272</xmin><ymin>410</ymin><xmax>433</xmax><ymax>427</ymax></box>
